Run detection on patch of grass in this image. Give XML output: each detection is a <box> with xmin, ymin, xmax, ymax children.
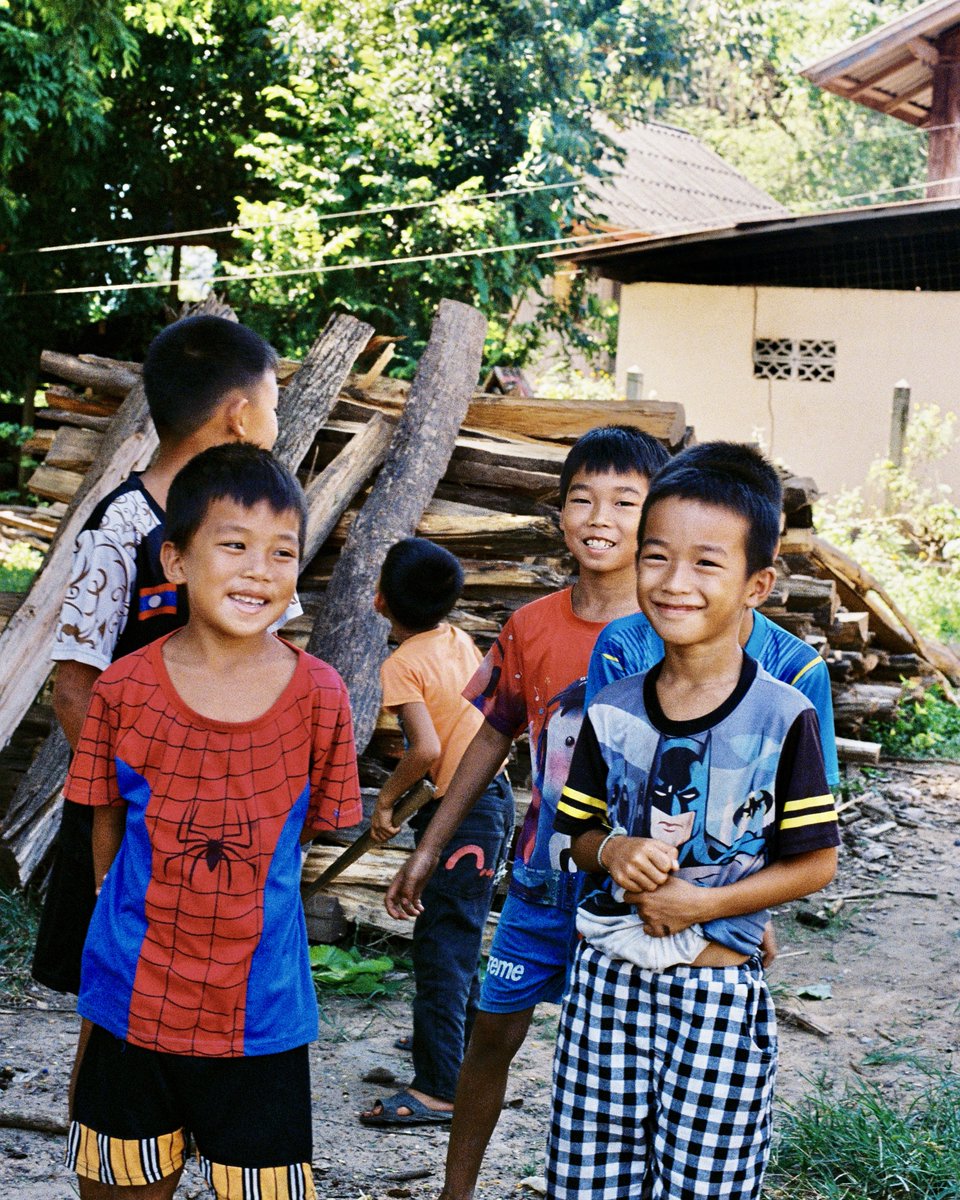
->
<box><xmin>867</xmin><ymin>686</ymin><xmax>960</xmax><ymax>760</ymax></box>
<box><xmin>0</xmin><ymin>886</ymin><xmax>40</xmax><ymax>999</ymax></box>
<box><xmin>309</xmin><ymin>943</ymin><xmax>405</xmax><ymax>1000</ymax></box>
<box><xmin>0</xmin><ymin>540</ymin><xmax>42</xmax><ymax>591</ymax></box>
<box><xmin>767</xmin><ymin>1074</ymin><xmax>960</xmax><ymax>1200</ymax></box>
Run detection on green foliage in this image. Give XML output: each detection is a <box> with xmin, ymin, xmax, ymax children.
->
<box><xmin>766</xmin><ymin>1074</ymin><xmax>960</xmax><ymax>1200</ymax></box>
<box><xmin>0</xmin><ymin>539</ymin><xmax>42</xmax><ymax>590</ymax></box>
<box><xmin>815</xmin><ymin>405</ymin><xmax>960</xmax><ymax>645</ymax></box>
<box><xmin>658</xmin><ymin>1</ymin><xmax>927</xmax><ymax>211</ymax></box>
<box><xmin>0</xmin><ymin>885</ymin><xmax>40</xmax><ymax>999</ymax></box>
<box><xmin>308</xmin><ymin>942</ymin><xmax>401</xmax><ymax>999</ymax></box>
<box><xmin>866</xmin><ymin>687</ymin><xmax>960</xmax><ymax>760</ymax></box>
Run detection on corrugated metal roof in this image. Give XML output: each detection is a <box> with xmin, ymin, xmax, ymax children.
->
<box><xmin>801</xmin><ymin>0</ymin><xmax>960</xmax><ymax>125</ymax></box>
<box><xmin>584</xmin><ymin>120</ymin><xmax>787</xmax><ymax>235</ymax></box>
<box><xmin>552</xmin><ymin>195</ymin><xmax>960</xmax><ymax>291</ymax></box>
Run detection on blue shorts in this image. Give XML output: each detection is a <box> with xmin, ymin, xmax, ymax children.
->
<box><xmin>479</xmin><ymin>892</ymin><xmax>580</xmax><ymax>1014</ymax></box>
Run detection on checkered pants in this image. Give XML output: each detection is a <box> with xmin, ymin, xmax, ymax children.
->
<box><xmin>546</xmin><ymin>944</ymin><xmax>777</xmax><ymax>1199</ymax></box>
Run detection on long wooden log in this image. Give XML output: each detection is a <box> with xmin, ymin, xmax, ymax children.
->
<box><xmin>302</xmin><ymin>415</ymin><xmax>393</xmax><ymax>564</ymax></box>
<box><xmin>0</xmin><ymin>382</ymin><xmax>157</xmax><ymax>757</ymax></box>
<box><xmin>40</xmin><ymin>350</ymin><xmax>139</xmax><ymax>399</ymax></box>
<box><xmin>273</xmin><ymin>313</ymin><xmax>374</xmax><ymax>473</ymax></box>
<box><xmin>308</xmin><ymin>299</ymin><xmax>487</xmax><ymax>751</ymax></box>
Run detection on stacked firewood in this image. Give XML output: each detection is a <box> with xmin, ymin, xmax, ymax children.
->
<box><xmin>1</xmin><ymin>306</ymin><xmax>958</xmax><ymax>939</ymax></box>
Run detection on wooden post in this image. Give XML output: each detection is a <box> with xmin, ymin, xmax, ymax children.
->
<box><xmin>926</xmin><ymin>26</ymin><xmax>960</xmax><ymax>198</ymax></box>
<box><xmin>308</xmin><ymin>299</ymin><xmax>487</xmax><ymax>751</ymax></box>
<box><xmin>889</xmin><ymin>380</ymin><xmax>911</xmax><ymax>470</ymax></box>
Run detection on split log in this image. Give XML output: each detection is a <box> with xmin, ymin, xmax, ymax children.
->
<box><xmin>832</xmin><ymin>683</ymin><xmax>903</xmax><ymax>734</ymax></box>
<box><xmin>41</xmin><ymin>384</ymin><xmax>119</xmax><ymax>418</ymax></box>
<box><xmin>40</xmin><ymin>351</ymin><xmax>137</xmax><ymax>399</ymax></box>
<box><xmin>830</xmin><ymin>611</ymin><xmax>871</xmax><ymax>650</ymax></box>
<box><xmin>25</xmin><ymin>466</ymin><xmax>84</xmax><ymax>505</ymax></box>
<box><xmin>44</xmin><ymin>426</ymin><xmax>103</xmax><ymax>472</ymax></box>
<box><xmin>327</xmin><ymin>498</ymin><xmax>558</xmax><ymax>559</ymax></box>
<box><xmin>0</xmin><ymin>381</ymin><xmax>157</xmax><ymax>757</ymax></box>
<box><xmin>34</xmin><ymin>408</ymin><xmax>112</xmax><ymax>434</ymax></box>
<box><xmin>835</xmin><ymin>737</ymin><xmax>882</xmax><ymax>766</ymax></box>
<box><xmin>782</xmin><ymin>575</ymin><xmax>839</xmax><ymax>624</ymax></box>
<box><xmin>301</xmin><ymin>415</ymin><xmax>393</xmax><ymax>564</ymax></box>
<box><xmin>0</xmin><ymin>724</ymin><xmax>69</xmax><ymax>887</ymax></box>
<box><xmin>272</xmin><ymin>313</ymin><xmax>374</xmax><ymax>473</ymax></box>
<box><xmin>308</xmin><ymin>299</ymin><xmax>487</xmax><ymax>751</ymax></box>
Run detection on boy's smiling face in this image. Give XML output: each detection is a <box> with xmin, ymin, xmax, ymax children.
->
<box><xmin>638</xmin><ymin>496</ymin><xmax>774</xmax><ymax>649</ymax></box>
<box><xmin>559</xmin><ymin>468</ymin><xmax>648</xmax><ymax>576</ymax></box>
<box><xmin>161</xmin><ymin>497</ymin><xmax>300</xmax><ymax>641</ymax></box>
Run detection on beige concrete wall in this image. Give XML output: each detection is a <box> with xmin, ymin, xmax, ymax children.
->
<box><xmin>615</xmin><ymin>282</ymin><xmax>960</xmax><ymax>499</ymax></box>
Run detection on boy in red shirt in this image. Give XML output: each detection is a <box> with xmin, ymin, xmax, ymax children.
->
<box><xmin>65</xmin><ymin>444</ymin><xmax>360</xmax><ymax>1199</ymax></box>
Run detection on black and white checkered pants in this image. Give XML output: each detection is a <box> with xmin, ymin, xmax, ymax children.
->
<box><xmin>546</xmin><ymin>944</ymin><xmax>776</xmax><ymax>1199</ymax></box>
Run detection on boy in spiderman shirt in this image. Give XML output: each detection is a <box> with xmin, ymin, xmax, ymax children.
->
<box><xmin>64</xmin><ymin>444</ymin><xmax>360</xmax><ymax>1200</ymax></box>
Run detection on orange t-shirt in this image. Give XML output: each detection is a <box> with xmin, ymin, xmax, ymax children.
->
<box><xmin>380</xmin><ymin>623</ymin><xmax>488</xmax><ymax>797</ymax></box>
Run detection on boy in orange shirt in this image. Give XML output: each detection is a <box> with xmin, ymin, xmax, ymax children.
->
<box><xmin>360</xmin><ymin>538</ymin><xmax>514</xmax><ymax>1127</ymax></box>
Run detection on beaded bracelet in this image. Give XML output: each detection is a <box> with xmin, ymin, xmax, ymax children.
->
<box><xmin>596</xmin><ymin>825</ymin><xmax>627</xmax><ymax>872</ymax></box>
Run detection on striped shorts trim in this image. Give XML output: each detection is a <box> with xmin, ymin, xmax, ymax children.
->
<box><xmin>199</xmin><ymin>1154</ymin><xmax>316</xmax><ymax>1200</ymax></box>
<box><xmin>546</xmin><ymin>943</ymin><xmax>777</xmax><ymax>1200</ymax></box>
<box><xmin>66</xmin><ymin>1120</ymin><xmax>186</xmax><ymax>1186</ymax></box>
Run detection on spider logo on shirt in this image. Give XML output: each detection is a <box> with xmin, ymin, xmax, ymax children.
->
<box><xmin>163</xmin><ymin>800</ymin><xmax>257</xmax><ymax>888</ymax></box>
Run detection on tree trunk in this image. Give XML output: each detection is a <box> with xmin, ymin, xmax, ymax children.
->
<box><xmin>273</xmin><ymin>313</ymin><xmax>374</xmax><ymax>473</ymax></box>
<box><xmin>308</xmin><ymin>299</ymin><xmax>487</xmax><ymax>750</ymax></box>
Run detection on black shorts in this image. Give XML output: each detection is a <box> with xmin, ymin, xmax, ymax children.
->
<box><xmin>67</xmin><ymin>1025</ymin><xmax>315</xmax><ymax>1199</ymax></box>
<box><xmin>32</xmin><ymin>799</ymin><xmax>96</xmax><ymax>995</ymax></box>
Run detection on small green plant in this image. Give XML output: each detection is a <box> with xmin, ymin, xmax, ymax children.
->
<box><xmin>0</xmin><ymin>886</ymin><xmax>40</xmax><ymax>1000</ymax></box>
<box><xmin>0</xmin><ymin>540</ymin><xmax>42</xmax><ymax>591</ymax></box>
<box><xmin>309</xmin><ymin>943</ymin><xmax>402</xmax><ymax>1000</ymax></box>
<box><xmin>867</xmin><ymin>686</ymin><xmax>960</xmax><ymax>759</ymax></box>
<box><xmin>767</xmin><ymin>1073</ymin><xmax>960</xmax><ymax>1200</ymax></box>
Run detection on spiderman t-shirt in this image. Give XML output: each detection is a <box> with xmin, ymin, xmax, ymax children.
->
<box><xmin>66</xmin><ymin>633</ymin><xmax>361</xmax><ymax>1058</ymax></box>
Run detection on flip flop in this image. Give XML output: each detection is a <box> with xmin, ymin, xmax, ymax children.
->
<box><xmin>358</xmin><ymin>1089</ymin><xmax>453</xmax><ymax>1128</ymax></box>
<box><xmin>393</xmin><ymin>1034</ymin><xmax>413</xmax><ymax>1052</ymax></box>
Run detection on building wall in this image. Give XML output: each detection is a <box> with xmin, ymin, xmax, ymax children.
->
<box><xmin>615</xmin><ymin>282</ymin><xmax>960</xmax><ymax>498</ymax></box>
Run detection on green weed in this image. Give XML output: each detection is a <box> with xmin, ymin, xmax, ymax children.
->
<box><xmin>866</xmin><ymin>686</ymin><xmax>960</xmax><ymax>760</ymax></box>
<box><xmin>0</xmin><ymin>540</ymin><xmax>42</xmax><ymax>591</ymax></box>
<box><xmin>0</xmin><ymin>885</ymin><xmax>40</xmax><ymax>999</ymax></box>
<box><xmin>767</xmin><ymin>1073</ymin><xmax>960</xmax><ymax>1199</ymax></box>
<box><xmin>309</xmin><ymin>943</ymin><xmax>403</xmax><ymax>1000</ymax></box>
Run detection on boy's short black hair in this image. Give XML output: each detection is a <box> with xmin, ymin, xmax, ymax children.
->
<box><xmin>164</xmin><ymin>443</ymin><xmax>307</xmax><ymax>556</ymax></box>
<box><xmin>640</xmin><ymin>441</ymin><xmax>782</xmax><ymax>576</ymax></box>
<box><xmin>143</xmin><ymin>315</ymin><xmax>278</xmax><ymax>440</ymax></box>
<box><xmin>379</xmin><ymin>538</ymin><xmax>464</xmax><ymax>633</ymax></box>
<box><xmin>558</xmin><ymin>425</ymin><xmax>670</xmax><ymax>505</ymax></box>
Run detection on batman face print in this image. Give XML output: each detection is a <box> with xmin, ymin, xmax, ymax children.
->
<box><xmin>648</xmin><ymin>735</ymin><xmax>710</xmax><ymax>856</ymax></box>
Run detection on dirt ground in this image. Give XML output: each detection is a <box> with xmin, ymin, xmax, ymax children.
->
<box><xmin>1</xmin><ymin>761</ymin><xmax>957</xmax><ymax>1200</ymax></box>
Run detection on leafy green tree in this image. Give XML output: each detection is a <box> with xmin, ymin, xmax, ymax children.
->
<box><xmin>658</xmin><ymin>1</ymin><xmax>927</xmax><ymax>211</ymax></box>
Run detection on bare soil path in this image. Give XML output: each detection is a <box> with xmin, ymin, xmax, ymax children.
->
<box><xmin>1</xmin><ymin>763</ymin><xmax>957</xmax><ymax>1199</ymax></box>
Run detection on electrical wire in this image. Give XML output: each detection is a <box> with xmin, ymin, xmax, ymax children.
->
<box><xmin>8</xmin><ymin>114</ymin><xmax>960</xmax><ymax>260</ymax></box>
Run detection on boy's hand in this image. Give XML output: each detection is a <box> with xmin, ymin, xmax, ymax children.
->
<box><xmin>384</xmin><ymin>846</ymin><xmax>439</xmax><ymax>919</ymax></box>
<box><xmin>604</xmin><ymin>835</ymin><xmax>678</xmax><ymax>894</ymax></box>
<box><xmin>370</xmin><ymin>799</ymin><xmax>401</xmax><ymax>844</ymax></box>
<box><xmin>627</xmin><ymin>875</ymin><xmax>706</xmax><ymax>937</ymax></box>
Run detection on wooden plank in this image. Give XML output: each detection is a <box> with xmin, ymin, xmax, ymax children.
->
<box><xmin>25</xmin><ymin>465</ymin><xmax>84</xmax><ymax>504</ymax></box>
<box><xmin>45</xmin><ymin>426</ymin><xmax>103</xmax><ymax>471</ymax></box>
<box><xmin>40</xmin><ymin>386</ymin><xmax>118</xmax><ymax>419</ymax></box>
<box><xmin>40</xmin><ymin>350</ymin><xmax>138</xmax><ymax>398</ymax></box>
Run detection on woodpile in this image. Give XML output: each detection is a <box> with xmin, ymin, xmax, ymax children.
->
<box><xmin>1</xmin><ymin>299</ymin><xmax>958</xmax><ymax>943</ymax></box>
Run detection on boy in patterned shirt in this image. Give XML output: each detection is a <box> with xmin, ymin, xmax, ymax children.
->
<box><xmin>65</xmin><ymin>444</ymin><xmax>360</xmax><ymax>1200</ymax></box>
<box><xmin>35</xmin><ymin>315</ymin><xmax>286</xmax><ymax>1000</ymax></box>
<box><xmin>385</xmin><ymin>426</ymin><xmax>669</xmax><ymax>1200</ymax></box>
<box><xmin>549</xmin><ymin>444</ymin><xmax>840</xmax><ymax>1200</ymax></box>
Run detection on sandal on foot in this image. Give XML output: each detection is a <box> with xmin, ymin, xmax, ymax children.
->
<box><xmin>359</xmin><ymin>1089</ymin><xmax>453</xmax><ymax>1128</ymax></box>
<box><xmin>393</xmin><ymin>1034</ymin><xmax>413</xmax><ymax>1052</ymax></box>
